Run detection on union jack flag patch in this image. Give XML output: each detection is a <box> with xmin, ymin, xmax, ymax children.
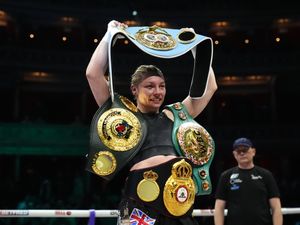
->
<box><xmin>129</xmin><ymin>208</ymin><xmax>156</xmax><ymax>225</ymax></box>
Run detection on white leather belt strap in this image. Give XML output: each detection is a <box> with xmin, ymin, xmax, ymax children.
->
<box><xmin>107</xmin><ymin>25</ymin><xmax>213</xmax><ymax>100</ymax></box>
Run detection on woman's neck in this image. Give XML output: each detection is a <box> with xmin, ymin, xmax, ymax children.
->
<box><xmin>137</xmin><ymin>106</ymin><xmax>159</xmax><ymax>114</ymax></box>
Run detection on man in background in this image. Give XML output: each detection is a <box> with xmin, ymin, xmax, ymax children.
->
<box><xmin>214</xmin><ymin>137</ymin><xmax>283</xmax><ymax>225</ymax></box>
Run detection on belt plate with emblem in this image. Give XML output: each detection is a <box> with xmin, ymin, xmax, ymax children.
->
<box><xmin>163</xmin><ymin>159</ymin><xmax>195</xmax><ymax>216</ymax></box>
<box><xmin>176</xmin><ymin>122</ymin><xmax>214</xmax><ymax>165</ymax></box>
<box><xmin>97</xmin><ymin>107</ymin><xmax>142</xmax><ymax>151</ymax></box>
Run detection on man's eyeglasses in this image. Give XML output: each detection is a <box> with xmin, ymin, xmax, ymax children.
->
<box><xmin>233</xmin><ymin>146</ymin><xmax>250</xmax><ymax>154</ymax></box>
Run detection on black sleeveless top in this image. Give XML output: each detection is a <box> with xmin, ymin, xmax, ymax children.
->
<box><xmin>130</xmin><ymin>111</ymin><xmax>178</xmax><ymax>166</ymax></box>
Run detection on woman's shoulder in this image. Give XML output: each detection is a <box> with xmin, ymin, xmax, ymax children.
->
<box><xmin>162</xmin><ymin>107</ymin><xmax>174</xmax><ymax>121</ymax></box>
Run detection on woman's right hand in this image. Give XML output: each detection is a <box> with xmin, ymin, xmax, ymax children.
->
<box><xmin>107</xmin><ymin>20</ymin><xmax>128</xmax><ymax>30</ymax></box>
<box><xmin>103</xmin><ymin>20</ymin><xmax>128</xmax><ymax>43</ymax></box>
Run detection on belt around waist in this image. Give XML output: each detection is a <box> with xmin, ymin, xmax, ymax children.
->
<box><xmin>124</xmin><ymin>157</ymin><xmax>196</xmax><ymax>218</ymax></box>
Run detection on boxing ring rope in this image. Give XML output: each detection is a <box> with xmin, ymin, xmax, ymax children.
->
<box><xmin>1</xmin><ymin>208</ymin><xmax>300</xmax><ymax>218</ymax></box>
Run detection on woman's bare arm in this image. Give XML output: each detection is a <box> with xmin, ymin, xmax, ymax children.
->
<box><xmin>86</xmin><ymin>20</ymin><xmax>127</xmax><ymax>107</ymax></box>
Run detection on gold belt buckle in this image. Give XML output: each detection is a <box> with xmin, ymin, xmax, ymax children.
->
<box><xmin>163</xmin><ymin>159</ymin><xmax>195</xmax><ymax>216</ymax></box>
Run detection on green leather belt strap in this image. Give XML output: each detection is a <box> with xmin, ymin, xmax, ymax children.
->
<box><xmin>86</xmin><ymin>93</ymin><xmax>147</xmax><ymax>180</ymax></box>
<box><xmin>165</xmin><ymin>102</ymin><xmax>215</xmax><ymax>195</ymax></box>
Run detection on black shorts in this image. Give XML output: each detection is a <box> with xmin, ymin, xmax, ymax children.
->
<box><xmin>118</xmin><ymin>157</ymin><xmax>199</xmax><ymax>225</ymax></box>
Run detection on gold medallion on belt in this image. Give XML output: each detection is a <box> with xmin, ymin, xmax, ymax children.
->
<box><xmin>163</xmin><ymin>159</ymin><xmax>195</xmax><ymax>216</ymax></box>
<box><xmin>97</xmin><ymin>108</ymin><xmax>142</xmax><ymax>151</ymax></box>
<box><xmin>92</xmin><ymin>151</ymin><xmax>117</xmax><ymax>176</ymax></box>
<box><xmin>137</xmin><ymin>170</ymin><xmax>160</xmax><ymax>202</ymax></box>
<box><xmin>177</xmin><ymin>122</ymin><xmax>214</xmax><ymax>166</ymax></box>
<box><xmin>135</xmin><ymin>25</ymin><xmax>177</xmax><ymax>51</ymax></box>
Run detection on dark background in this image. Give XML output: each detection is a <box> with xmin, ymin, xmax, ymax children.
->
<box><xmin>0</xmin><ymin>0</ymin><xmax>299</xmax><ymax>224</ymax></box>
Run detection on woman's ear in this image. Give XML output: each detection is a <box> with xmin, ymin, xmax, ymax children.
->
<box><xmin>131</xmin><ymin>86</ymin><xmax>137</xmax><ymax>95</ymax></box>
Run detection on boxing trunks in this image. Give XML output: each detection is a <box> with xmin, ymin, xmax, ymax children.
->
<box><xmin>123</xmin><ymin>157</ymin><xmax>196</xmax><ymax>218</ymax></box>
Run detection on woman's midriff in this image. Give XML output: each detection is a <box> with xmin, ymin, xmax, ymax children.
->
<box><xmin>130</xmin><ymin>155</ymin><xmax>177</xmax><ymax>171</ymax></box>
